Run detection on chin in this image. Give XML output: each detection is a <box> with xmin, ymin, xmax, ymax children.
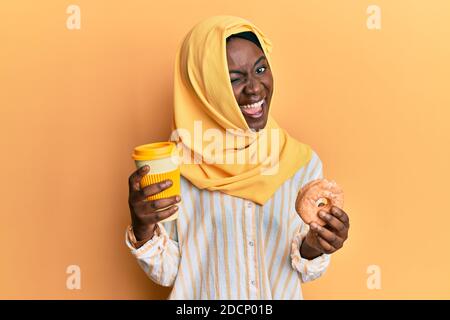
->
<box><xmin>248</xmin><ymin>118</ymin><xmax>268</xmax><ymax>131</ymax></box>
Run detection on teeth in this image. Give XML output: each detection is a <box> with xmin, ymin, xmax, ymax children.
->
<box><xmin>240</xmin><ymin>99</ymin><xmax>264</xmax><ymax>109</ymax></box>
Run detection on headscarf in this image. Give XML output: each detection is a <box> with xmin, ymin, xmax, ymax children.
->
<box><xmin>171</xmin><ymin>15</ymin><xmax>312</xmax><ymax>205</ymax></box>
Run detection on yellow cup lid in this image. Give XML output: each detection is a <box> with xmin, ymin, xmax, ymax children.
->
<box><xmin>131</xmin><ymin>142</ymin><xmax>178</xmax><ymax>161</ymax></box>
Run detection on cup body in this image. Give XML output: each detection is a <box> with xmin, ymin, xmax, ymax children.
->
<box><xmin>132</xmin><ymin>142</ymin><xmax>180</xmax><ymax>222</ymax></box>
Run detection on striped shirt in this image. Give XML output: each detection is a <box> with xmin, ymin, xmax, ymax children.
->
<box><xmin>125</xmin><ymin>150</ymin><xmax>331</xmax><ymax>299</ymax></box>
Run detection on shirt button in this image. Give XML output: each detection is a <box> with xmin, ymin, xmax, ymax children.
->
<box><xmin>250</xmin><ymin>280</ymin><xmax>256</xmax><ymax>286</ymax></box>
<box><xmin>246</xmin><ymin>201</ymin><xmax>252</xmax><ymax>209</ymax></box>
<box><xmin>248</xmin><ymin>241</ymin><xmax>254</xmax><ymax>247</ymax></box>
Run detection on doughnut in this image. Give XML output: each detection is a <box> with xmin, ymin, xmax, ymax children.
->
<box><xmin>295</xmin><ymin>179</ymin><xmax>344</xmax><ymax>226</ymax></box>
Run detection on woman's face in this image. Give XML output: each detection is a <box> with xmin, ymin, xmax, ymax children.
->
<box><xmin>226</xmin><ymin>38</ymin><xmax>273</xmax><ymax>131</ymax></box>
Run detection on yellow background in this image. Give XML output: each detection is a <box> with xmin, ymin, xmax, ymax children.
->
<box><xmin>1</xmin><ymin>0</ymin><xmax>449</xmax><ymax>299</ymax></box>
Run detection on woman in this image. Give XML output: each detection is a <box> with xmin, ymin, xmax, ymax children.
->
<box><xmin>126</xmin><ymin>15</ymin><xmax>350</xmax><ymax>299</ymax></box>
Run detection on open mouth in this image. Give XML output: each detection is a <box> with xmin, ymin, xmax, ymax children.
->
<box><xmin>239</xmin><ymin>98</ymin><xmax>265</xmax><ymax>119</ymax></box>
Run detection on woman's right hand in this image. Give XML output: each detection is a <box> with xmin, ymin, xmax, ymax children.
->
<box><xmin>128</xmin><ymin>165</ymin><xmax>181</xmax><ymax>241</ymax></box>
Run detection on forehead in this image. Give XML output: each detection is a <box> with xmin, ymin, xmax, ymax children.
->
<box><xmin>226</xmin><ymin>38</ymin><xmax>264</xmax><ymax>68</ymax></box>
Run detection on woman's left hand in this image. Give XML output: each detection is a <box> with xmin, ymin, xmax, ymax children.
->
<box><xmin>303</xmin><ymin>206</ymin><xmax>350</xmax><ymax>256</ymax></box>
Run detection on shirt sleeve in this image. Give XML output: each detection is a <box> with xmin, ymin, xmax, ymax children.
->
<box><xmin>125</xmin><ymin>220</ymin><xmax>180</xmax><ymax>287</ymax></box>
<box><xmin>290</xmin><ymin>150</ymin><xmax>331</xmax><ymax>283</ymax></box>
<box><xmin>290</xmin><ymin>222</ymin><xmax>331</xmax><ymax>283</ymax></box>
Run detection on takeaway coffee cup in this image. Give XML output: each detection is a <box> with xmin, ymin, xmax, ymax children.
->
<box><xmin>131</xmin><ymin>142</ymin><xmax>181</xmax><ymax>222</ymax></box>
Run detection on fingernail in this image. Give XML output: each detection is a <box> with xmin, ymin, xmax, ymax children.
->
<box><xmin>310</xmin><ymin>222</ymin><xmax>317</xmax><ymax>229</ymax></box>
<box><xmin>175</xmin><ymin>195</ymin><xmax>181</xmax><ymax>202</ymax></box>
<box><xmin>164</xmin><ymin>180</ymin><xmax>172</xmax><ymax>187</ymax></box>
<box><xmin>143</xmin><ymin>165</ymin><xmax>149</xmax><ymax>171</ymax></box>
<box><xmin>319</xmin><ymin>211</ymin><xmax>327</xmax><ymax>218</ymax></box>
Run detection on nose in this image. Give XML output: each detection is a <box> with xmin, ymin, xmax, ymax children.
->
<box><xmin>244</xmin><ymin>76</ymin><xmax>263</xmax><ymax>96</ymax></box>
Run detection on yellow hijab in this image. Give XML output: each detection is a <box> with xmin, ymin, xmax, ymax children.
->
<box><xmin>171</xmin><ymin>15</ymin><xmax>312</xmax><ymax>205</ymax></box>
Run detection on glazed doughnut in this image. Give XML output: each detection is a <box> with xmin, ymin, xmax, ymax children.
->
<box><xmin>295</xmin><ymin>179</ymin><xmax>344</xmax><ymax>226</ymax></box>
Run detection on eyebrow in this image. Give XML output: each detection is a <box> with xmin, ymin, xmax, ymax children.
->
<box><xmin>229</xmin><ymin>55</ymin><xmax>266</xmax><ymax>74</ymax></box>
